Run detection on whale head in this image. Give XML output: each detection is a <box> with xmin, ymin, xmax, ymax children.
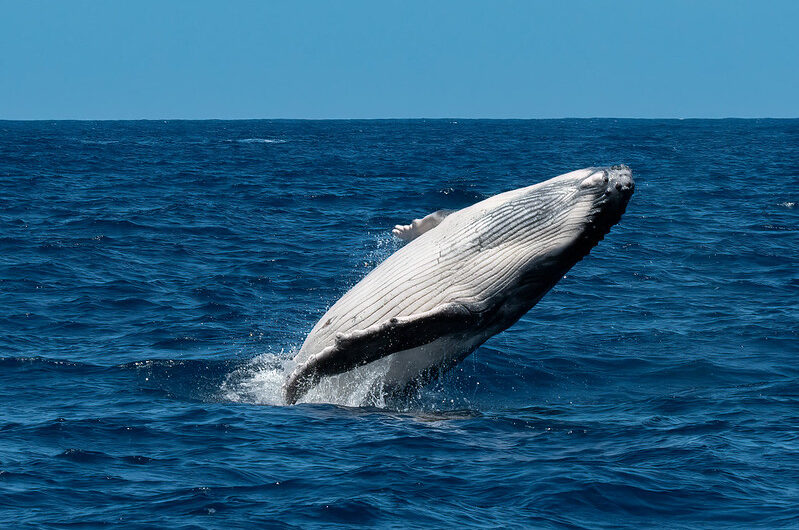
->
<box><xmin>486</xmin><ymin>165</ymin><xmax>634</xmax><ymax>292</ymax></box>
<box><xmin>572</xmin><ymin>164</ymin><xmax>635</xmax><ymax>249</ymax></box>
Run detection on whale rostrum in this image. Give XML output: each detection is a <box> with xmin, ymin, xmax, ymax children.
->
<box><xmin>284</xmin><ymin>166</ymin><xmax>635</xmax><ymax>404</ymax></box>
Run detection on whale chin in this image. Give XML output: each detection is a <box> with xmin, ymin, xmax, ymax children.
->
<box><xmin>284</xmin><ymin>166</ymin><xmax>635</xmax><ymax>405</ymax></box>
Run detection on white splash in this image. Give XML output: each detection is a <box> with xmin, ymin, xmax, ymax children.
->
<box><xmin>219</xmin><ymin>351</ymin><xmax>292</xmax><ymax>405</ymax></box>
<box><xmin>218</xmin><ymin>348</ymin><xmax>393</xmax><ymax>407</ymax></box>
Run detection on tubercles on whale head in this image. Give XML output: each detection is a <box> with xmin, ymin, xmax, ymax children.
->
<box><xmin>573</xmin><ymin>165</ymin><xmax>634</xmax><ymax>248</ymax></box>
<box><xmin>579</xmin><ymin>165</ymin><xmax>634</xmax><ymax>198</ymax></box>
<box><xmin>590</xmin><ymin>165</ymin><xmax>634</xmax><ymax>210</ymax></box>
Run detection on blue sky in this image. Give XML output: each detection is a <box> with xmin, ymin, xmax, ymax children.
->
<box><xmin>1</xmin><ymin>0</ymin><xmax>797</xmax><ymax>119</ymax></box>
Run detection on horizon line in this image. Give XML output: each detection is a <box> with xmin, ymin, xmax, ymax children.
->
<box><xmin>1</xmin><ymin>116</ymin><xmax>798</xmax><ymax>122</ymax></box>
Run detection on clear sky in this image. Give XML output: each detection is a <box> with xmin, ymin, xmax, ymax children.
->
<box><xmin>1</xmin><ymin>0</ymin><xmax>797</xmax><ymax>119</ymax></box>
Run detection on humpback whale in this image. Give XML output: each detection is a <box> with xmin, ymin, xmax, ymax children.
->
<box><xmin>284</xmin><ymin>166</ymin><xmax>634</xmax><ymax>404</ymax></box>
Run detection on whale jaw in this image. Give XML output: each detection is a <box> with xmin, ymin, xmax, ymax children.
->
<box><xmin>572</xmin><ymin>165</ymin><xmax>635</xmax><ymax>260</ymax></box>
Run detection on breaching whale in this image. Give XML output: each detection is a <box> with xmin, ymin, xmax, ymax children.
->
<box><xmin>284</xmin><ymin>166</ymin><xmax>634</xmax><ymax>404</ymax></box>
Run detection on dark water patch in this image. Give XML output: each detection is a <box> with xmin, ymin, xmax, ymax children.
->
<box><xmin>0</xmin><ymin>356</ymin><xmax>103</xmax><ymax>374</ymax></box>
<box><xmin>56</xmin><ymin>448</ymin><xmax>113</xmax><ymax>463</ymax></box>
<box><xmin>122</xmin><ymin>358</ymin><xmax>242</xmax><ymax>403</ymax></box>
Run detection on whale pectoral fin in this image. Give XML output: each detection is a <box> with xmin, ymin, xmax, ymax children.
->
<box><xmin>392</xmin><ymin>209</ymin><xmax>455</xmax><ymax>242</ymax></box>
<box><xmin>283</xmin><ymin>302</ymin><xmax>479</xmax><ymax>404</ymax></box>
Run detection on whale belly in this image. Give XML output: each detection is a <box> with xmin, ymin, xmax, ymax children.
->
<box><xmin>380</xmin><ymin>333</ymin><xmax>489</xmax><ymax>391</ymax></box>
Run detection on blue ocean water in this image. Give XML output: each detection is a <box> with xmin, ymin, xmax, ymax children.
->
<box><xmin>0</xmin><ymin>119</ymin><xmax>797</xmax><ymax>528</ymax></box>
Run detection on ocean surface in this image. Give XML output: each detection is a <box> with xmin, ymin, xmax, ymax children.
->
<box><xmin>1</xmin><ymin>119</ymin><xmax>797</xmax><ymax>528</ymax></box>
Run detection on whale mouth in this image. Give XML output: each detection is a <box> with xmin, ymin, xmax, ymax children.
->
<box><xmin>580</xmin><ymin>165</ymin><xmax>635</xmax><ymax>198</ymax></box>
<box><xmin>574</xmin><ymin>165</ymin><xmax>634</xmax><ymax>254</ymax></box>
<box><xmin>606</xmin><ymin>164</ymin><xmax>635</xmax><ymax>196</ymax></box>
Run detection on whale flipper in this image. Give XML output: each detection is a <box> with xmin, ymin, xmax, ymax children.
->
<box><xmin>392</xmin><ymin>209</ymin><xmax>455</xmax><ymax>242</ymax></box>
<box><xmin>284</xmin><ymin>302</ymin><xmax>479</xmax><ymax>404</ymax></box>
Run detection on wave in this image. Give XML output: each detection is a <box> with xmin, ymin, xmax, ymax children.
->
<box><xmin>0</xmin><ymin>353</ymin><xmax>472</xmax><ymax>410</ymax></box>
<box><xmin>78</xmin><ymin>139</ymin><xmax>120</xmax><ymax>145</ymax></box>
<box><xmin>231</xmin><ymin>138</ymin><xmax>287</xmax><ymax>144</ymax></box>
